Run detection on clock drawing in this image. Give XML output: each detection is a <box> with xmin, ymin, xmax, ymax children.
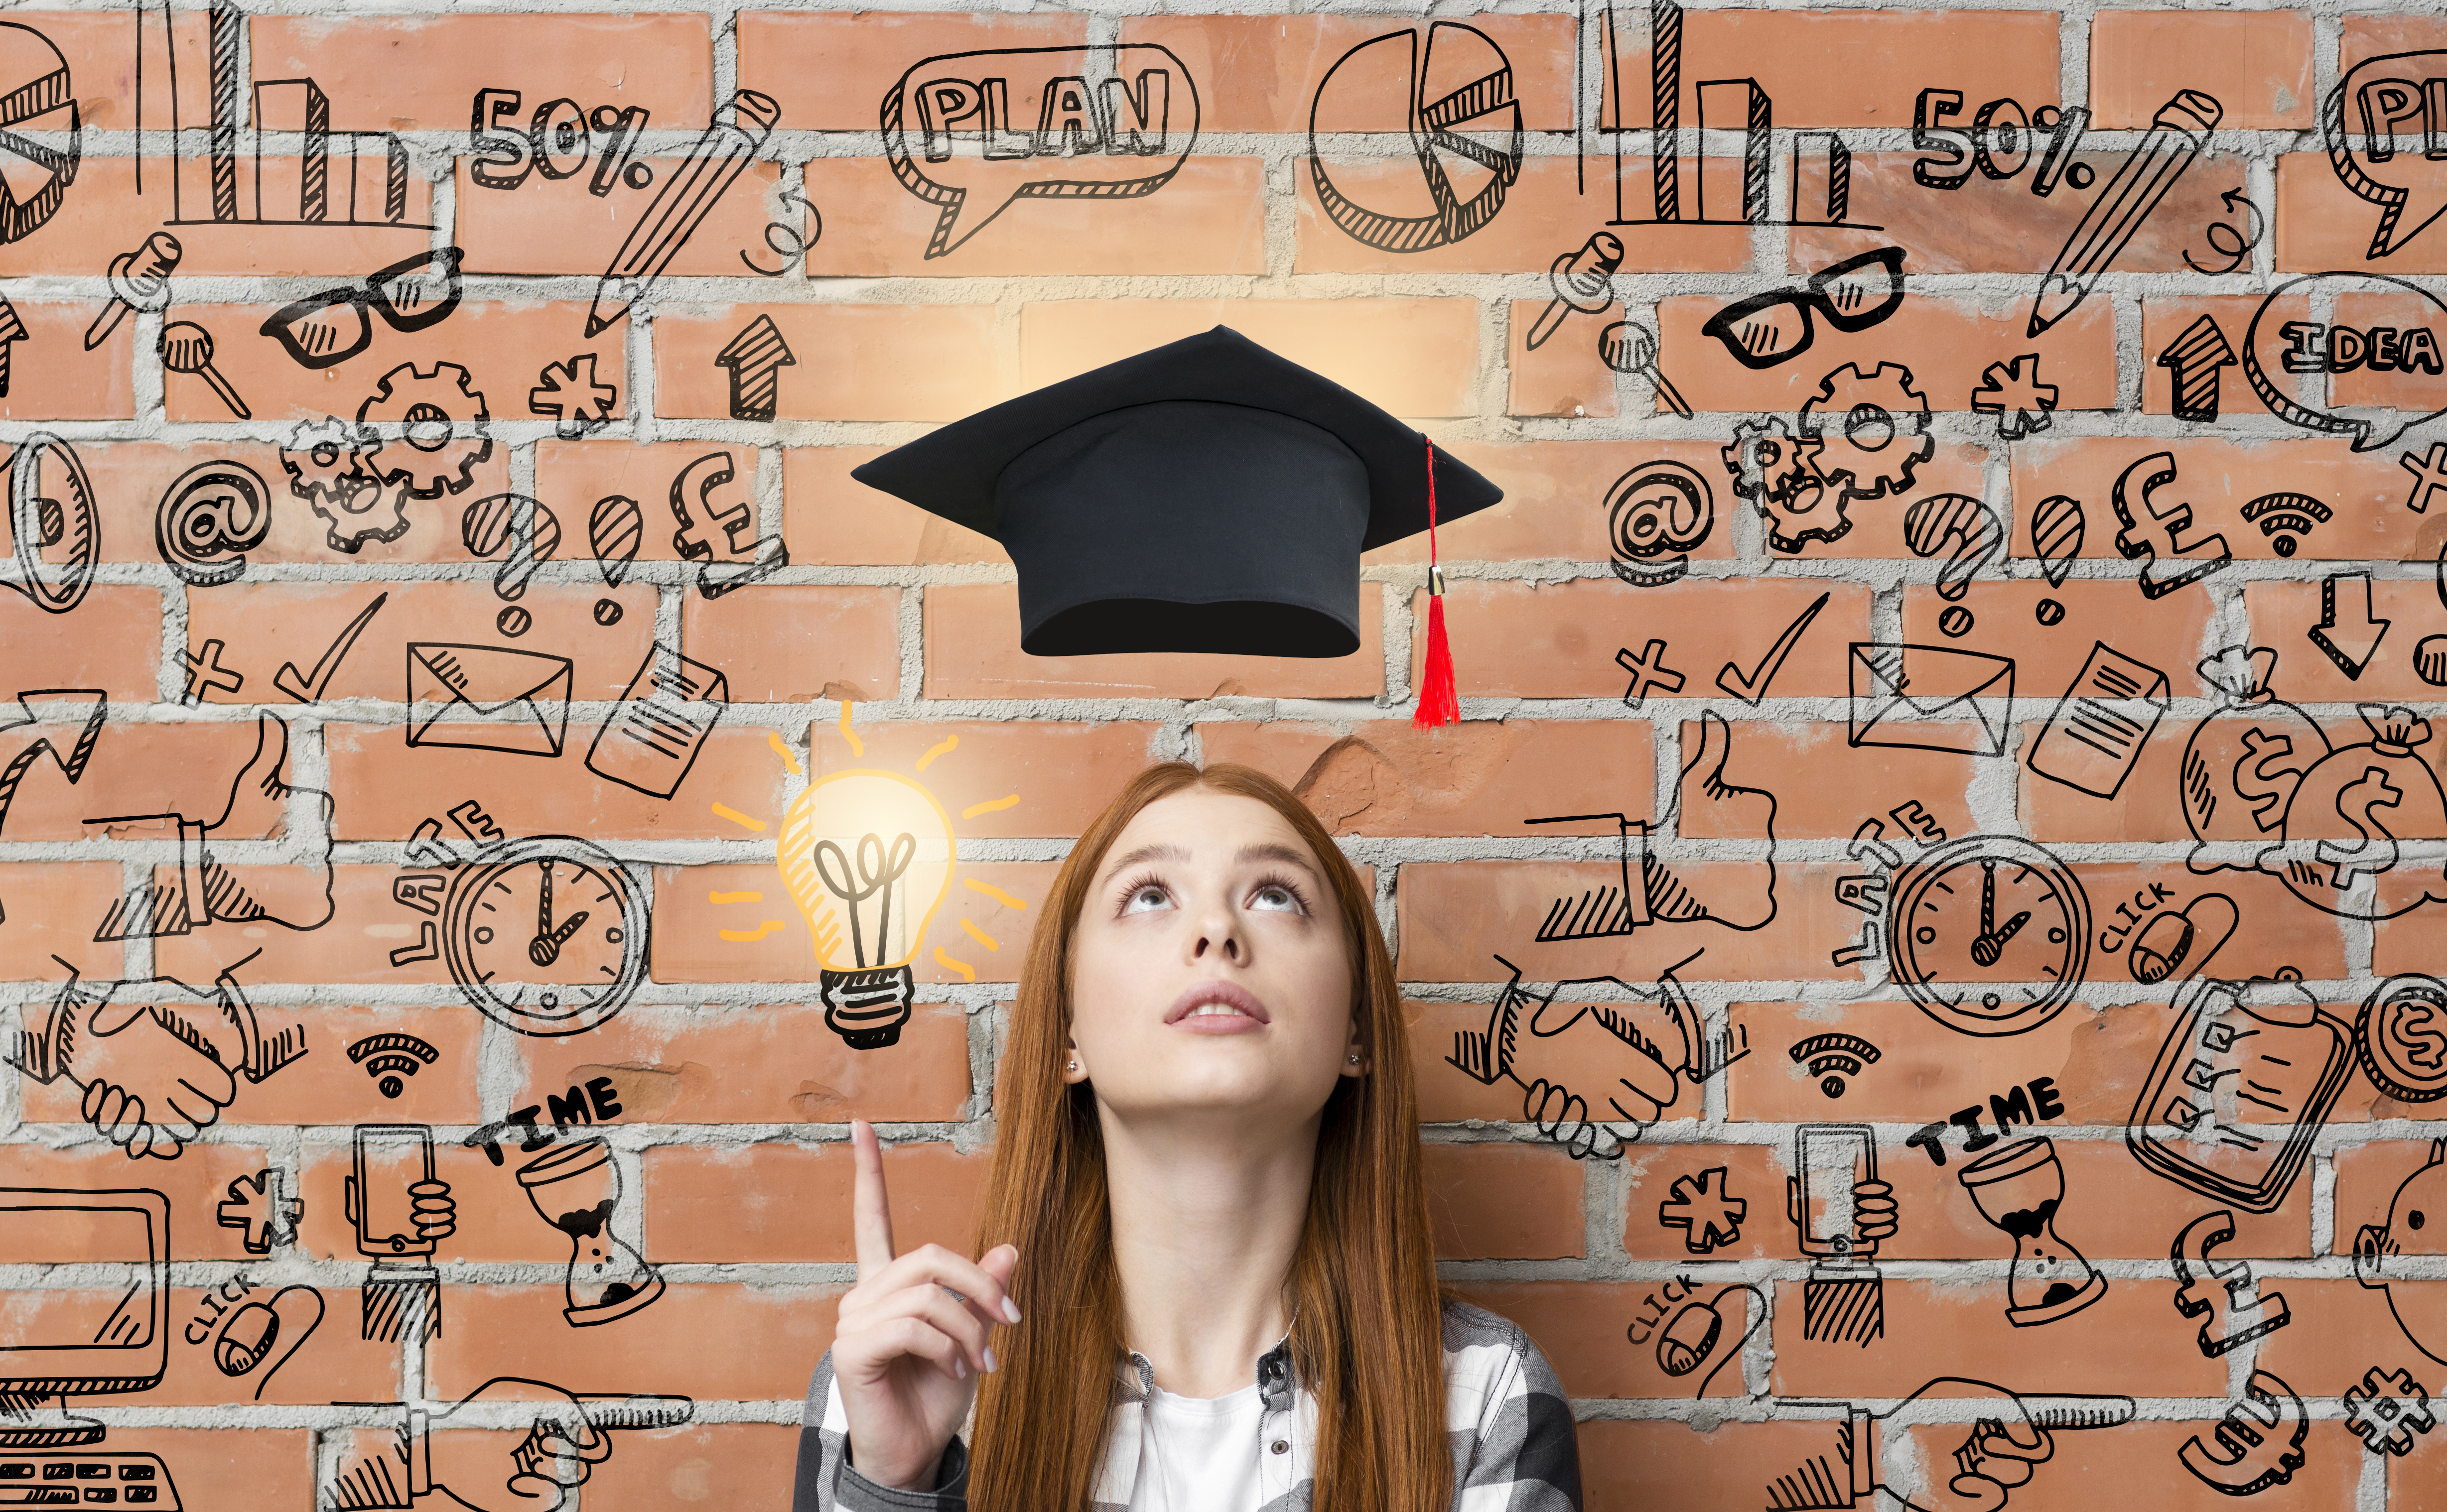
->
<box><xmin>1886</xmin><ymin>835</ymin><xmax>2090</xmax><ymax>1036</ymax></box>
<box><xmin>442</xmin><ymin>835</ymin><xmax>649</xmax><ymax>1037</ymax></box>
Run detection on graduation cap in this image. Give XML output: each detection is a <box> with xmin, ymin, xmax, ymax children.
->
<box><xmin>850</xmin><ymin>326</ymin><xmax>1498</xmax><ymax>717</ymax></box>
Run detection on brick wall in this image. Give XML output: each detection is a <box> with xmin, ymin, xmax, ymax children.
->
<box><xmin>0</xmin><ymin>2</ymin><xmax>2441</xmax><ymax>1508</ymax></box>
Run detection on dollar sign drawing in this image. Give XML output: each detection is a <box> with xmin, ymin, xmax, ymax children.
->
<box><xmin>2234</xmin><ymin>730</ymin><xmax>2308</xmax><ymax>832</ymax></box>
<box><xmin>2391</xmin><ymin>1002</ymin><xmax>2447</xmax><ymax>1072</ymax></box>
<box><xmin>2318</xmin><ymin>765</ymin><xmax>2405</xmax><ymax>888</ymax></box>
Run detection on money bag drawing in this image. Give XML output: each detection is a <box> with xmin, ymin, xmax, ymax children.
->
<box><xmin>2355</xmin><ymin>1139</ymin><xmax>2447</xmax><ymax>1367</ymax></box>
<box><xmin>2179</xmin><ymin>646</ymin><xmax>2330</xmax><ymax>866</ymax></box>
<box><xmin>2252</xmin><ymin>705</ymin><xmax>2447</xmax><ymax>919</ymax></box>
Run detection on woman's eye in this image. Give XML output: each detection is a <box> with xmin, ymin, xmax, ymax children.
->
<box><xmin>1122</xmin><ymin>884</ymin><xmax>1170</xmax><ymax>914</ymax></box>
<box><xmin>1251</xmin><ymin>884</ymin><xmax>1301</xmax><ymax>912</ymax></box>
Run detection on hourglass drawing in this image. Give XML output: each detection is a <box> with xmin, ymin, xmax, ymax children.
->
<box><xmin>516</xmin><ymin>1136</ymin><xmax>664</xmax><ymax>1327</ymax></box>
<box><xmin>1957</xmin><ymin>1135</ymin><xmax>2108</xmax><ymax>1326</ymax></box>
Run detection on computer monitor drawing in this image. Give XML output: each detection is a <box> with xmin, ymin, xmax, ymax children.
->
<box><xmin>0</xmin><ymin>1188</ymin><xmax>169</xmax><ymax>1449</ymax></box>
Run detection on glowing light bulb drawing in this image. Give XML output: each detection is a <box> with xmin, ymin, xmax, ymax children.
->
<box><xmin>780</xmin><ymin>769</ymin><xmax>956</xmax><ymax>1049</ymax></box>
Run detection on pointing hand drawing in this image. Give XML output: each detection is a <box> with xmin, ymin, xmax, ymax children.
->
<box><xmin>412</xmin><ymin>1377</ymin><xmax>691</xmax><ymax>1512</ymax></box>
<box><xmin>1857</xmin><ymin>1378</ymin><xmax>2130</xmax><ymax>1512</ymax></box>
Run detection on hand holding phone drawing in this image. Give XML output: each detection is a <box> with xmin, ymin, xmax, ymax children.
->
<box><xmin>832</xmin><ymin>1118</ymin><xmax>1021</xmax><ymax>1494</ymax></box>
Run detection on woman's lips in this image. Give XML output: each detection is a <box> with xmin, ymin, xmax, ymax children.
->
<box><xmin>1164</xmin><ymin>979</ymin><xmax>1270</xmax><ymax>1031</ymax></box>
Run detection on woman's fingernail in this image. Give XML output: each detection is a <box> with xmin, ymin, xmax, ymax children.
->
<box><xmin>984</xmin><ymin>1346</ymin><xmax>999</xmax><ymax>1374</ymax></box>
<box><xmin>954</xmin><ymin>1356</ymin><xmax>967</xmax><ymax>1380</ymax></box>
<box><xmin>1003</xmin><ymin>1297</ymin><xmax>1023</xmax><ymax>1325</ymax></box>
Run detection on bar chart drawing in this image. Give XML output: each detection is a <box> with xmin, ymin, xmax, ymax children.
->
<box><xmin>1600</xmin><ymin>0</ymin><xmax>1879</xmax><ymax>230</ymax></box>
<box><xmin>143</xmin><ymin>0</ymin><xmax>429</xmax><ymax>231</ymax></box>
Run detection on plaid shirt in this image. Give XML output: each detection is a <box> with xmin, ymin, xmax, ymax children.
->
<box><xmin>792</xmin><ymin>1299</ymin><xmax>1583</xmax><ymax>1511</ymax></box>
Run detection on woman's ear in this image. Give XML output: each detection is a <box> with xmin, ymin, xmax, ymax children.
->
<box><xmin>1342</xmin><ymin>1040</ymin><xmax>1367</xmax><ymax>1077</ymax></box>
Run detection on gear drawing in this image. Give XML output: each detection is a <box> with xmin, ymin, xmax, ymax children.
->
<box><xmin>357</xmin><ymin>362</ymin><xmax>494</xmax><ymax>500</ymax></box>
<box><xmin>1723</xmin><ymin>417</ymin><xmax>1848</xmax><ymax>552</ymax></box>
<box><xmin>279</xmin><ymin>417</ymin><xmax>408</xmax><ymax>552</ymax></box>
<box><xmin>1800</xmin><ymin>362</ymin><xmax>1934</xmax><ymax>502</ymax></box>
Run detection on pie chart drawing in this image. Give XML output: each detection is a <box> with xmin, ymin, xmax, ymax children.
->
<box><xmin>0</xmin><ymin>22</ymin><xmax>79</xmax><ymax>246</ymax></box>
<box><xmin>1308</xmin><ymin>20</ymin><xmax>1522</xmax><ymax>253</ymax></box>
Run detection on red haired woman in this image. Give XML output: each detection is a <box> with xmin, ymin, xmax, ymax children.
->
<box><xmin>792</xmin><ymin>762</ymin><xmax>1581</xmax><ymax>1510</ymax></box>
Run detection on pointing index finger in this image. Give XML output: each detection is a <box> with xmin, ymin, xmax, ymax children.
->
<box><xmin>851</xmin><ymin>1118</ymin><xmax>898</xmax><ymax>1278</ymax></box>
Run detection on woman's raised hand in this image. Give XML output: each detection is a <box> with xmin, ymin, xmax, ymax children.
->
<box><xmin>831</xmin><ymin>1118</ymin><xmax>1021</xmax><ymax>1492</ymax></box>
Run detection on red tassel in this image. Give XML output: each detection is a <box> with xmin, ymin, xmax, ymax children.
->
<box><xmin>1414</xmin><ymin>591</ymin><xmax>1458</xmax><ymax>728</ymax></box>
<box><xmin>1413</xmin><ymin>437</ymin><xmax>1458</xmax><ymax>728</ymax></box>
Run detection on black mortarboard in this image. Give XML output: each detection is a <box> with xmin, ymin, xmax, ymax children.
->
<box><xmin>849</xmin><ymin>325</ymin><xmax>1501</xmax><ymax>658</ymax></box>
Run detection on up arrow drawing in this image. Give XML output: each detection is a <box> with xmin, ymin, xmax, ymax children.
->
<box><xmin>0</xmin><ymin>295</ymin><xmax>26</xmax><ymax>398</ymax></box>
<box><xmin>2309</xmin><ymin>571</ymin><xmax>2391</xmax><ymax>680</ymax></box>
<box><xmin>2156</xmin><ymin>314</ymin><xmax>2236</xmax><ymax>422</ymax></box>
<box><xmin>716</xmin><ymin>312</ymin><xmax>796</xmax><ymax>423</ymax></box>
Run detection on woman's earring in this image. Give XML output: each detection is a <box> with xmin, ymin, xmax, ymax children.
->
<box><xmin>1068</xmin><ymin>1059</ymin><xmax>1079</xmax><ymax>1073</ymax></box>
<box><xmin>1348</xmin><ymin>1054</ymin><xmax>1359</xmax><ymax>1064</ymax></box>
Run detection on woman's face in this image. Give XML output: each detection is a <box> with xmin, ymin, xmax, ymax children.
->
<box><xmin>1063</xmin><ymin>787</ymin><xmax>1363</xmax><ymax>1121</ymax></box>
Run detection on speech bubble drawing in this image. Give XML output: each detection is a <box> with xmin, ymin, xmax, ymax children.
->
<box><xmin>879</xmin><ymin>45</ymin><xmax>1199</xmax><ymax>259</ymax></box>
<box><xmin>2243</xmin><ymin>271</ymin><xmax>2447</xmax><ymax>452</ymax></box>
<box><xmin>2327</xmin><ymin>51</ymin><xmax>2447</xmax><ymax>259</ymax></box>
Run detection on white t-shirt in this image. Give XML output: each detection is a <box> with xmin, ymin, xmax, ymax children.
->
<box><xmin>1129</xmin><ymin>1378</ymin><xmax>1266</xmax><ymax>1512</ymax></box>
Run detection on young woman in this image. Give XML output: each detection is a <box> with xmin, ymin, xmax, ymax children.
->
<box><xmin>791</xmin><ymin>762</ymin><xmax>1583</xmax><ymax>1510</ymax></box>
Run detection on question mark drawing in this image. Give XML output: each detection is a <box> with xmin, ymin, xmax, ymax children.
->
<box><xmin>461</xmin><ymin>493</ymin><xmax>562</xmax><ymax>637</ymax></box>
<box><xmin>1903</xmin><ymin>493</ymin><xmax>2004</xmax><ymax>602</ymax></box>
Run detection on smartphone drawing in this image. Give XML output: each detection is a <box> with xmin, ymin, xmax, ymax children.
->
<box><xmin>349</xmin><ymin>1124</ymin><xmax>437</xmax><ymax>1259</ymax></box>
<box><xmin>1792</xmin><ymin>1123</ymin><xmax>1877</xmax><ymax>1260</ymax></box>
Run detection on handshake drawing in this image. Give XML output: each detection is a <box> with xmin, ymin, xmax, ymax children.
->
<box><xmin>9</xmin><ymin>954</ymin><xmax>304</xmax><ymax>1160</ymax></box>
<box><xmin>1447</xmin><ymin>958</ymin><xmax>1745</xmax><ymax>1160</ymax></box>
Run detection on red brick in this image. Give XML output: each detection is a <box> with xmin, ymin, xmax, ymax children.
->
<box><xmin>250</xmin><ymin>13</ymin><xmax>710</xmax><ymax>132</ymax></box>
<box><xmin>0</xmin><ymin>863</ymin><xmax>130</xmax><ymax>982</ymax></box>
<box><xmin>153</xmin><ymin>864</ymin><xmax>452</xmax><ymax>988</ymax></box>
<box><xmin>1770</xmin><ymin>1277</ymin><xmax>2224</xmax><ymax>1396</ymax></box>
<box><xmin>644</xmin><ymin>1141</ymin><xmax>987</xmax><ymax>1262</ymax></box>
<box><xmin>1360</xmin><ymin>441</ymin><xmax>1743</xmax><ymax>567</ymax></box>
<box><xmin>923</xmin><ymin>583</ymin><xmax>1386</xmax><ymax>701</ymax></box>
<box><xmin>1121</xmin><ymin>13</ymin><xmax>1576</xmax><ymax>134</ymax></box>
<box><xmin>582</xmin><ymin>1424</ymin><xmax>800</xmax><ymax>1512</ymax></box>
<box><xmin>1686</xmin><ymin>722</ymin><xmax>1976</xmax><ymax>841</ymax></box>
<box><xmin>739</xmin><ymin>11</ymin><xmax>1090</xmax><ymax>132</ymax></box>
<box><xmin>1021</xmin><ymin>299</ymin><xmax>1480</xmax><ymax>418</ymax></box>
<box><xmin>298</xmin><ymin>1136</ymin><xmax>565</xmax><ymax>1266</ymax></box>
<box><xmin>1424</xmin><ymin>1142</ymin><xmax>1585</xmax><ymax>1260</ymax></box>
<box><xmin>328</xmin><ymin>724</ymin><xmax>789</xmax><ymax>842</ymax></box>
<box><xmin>430</xmin><ymin>1282</ymin><xmax>832</xmax><ymax>1401</ymax></box>
<box><xmin>1902</xmin><ymin>580</ymin><xmax>2217</xmax><ymax>700</ymax></box>
<box><xmin>516</xmin><ymin>1003</ymin><xmax>972</xmax><ymax>1126</ymax></box>
<box><xmin>1728</xmin><ymin>1001</ymin><xmax>2142</xmax><ymax>1127</ymax></box>
<box><xmin>461</xmin><ymin>158</ymin><xmax>782</xmax><ymax>278</ymax></box>
<box><xmin>1415</xmin><ymin>578</ymin><xmax>1868</xmax><ymax>700</ymax></box>
<box><xmin>784</xmin><ymin>445</ymin><xmax>1003</xmax><ymax>567</ymax></box>
<box><xmin>0</xmin><ymin>1144</ymin><xmax>278</xmax><ymax>1262</ymax></box>
<box><xmin>186</xmin><ymin>582</ymin><xmax>655</xmax><ymax>706</ymax></box>
<box><xmin>2275</xmin><ymin>151</ymin><xmax>2447</xmax><ymax>273</ymax></box>
<box><xmin>2014</xmin><ymin>433</ymin><xmax>2419</xmax><ymax>560</ymax></box>
<box><xmin>1511</xmin><ymin>296</ymin><xmax>1621</xmax><ymax>418</ymax></box>
<box><xmin>802</xmin><ymin>156</ymin><xmax>1268</xmax><ymax>276</ymax></box>
<box><xmin>680</xmin><ymin>586</ymin><xmax>902</xmax><ymax>704</ymax></box>
<box><xmin>655</xmin><ymin>304</ymin><xmax>1006</xmax><ymax>422</ymax></box>
<box><xmin>0</xmin><ymin>302</ymin><xmax>135</xmax><ymax>419</ymax></box>
<box><xmin>173</xmin><ymin>300</ymin><xmax>620</xmax><ymax>427</ymax></box>
<box><xmin>2</xmin><ymin>587</ymin><xmax>155</xmax><ymax>699</ymax></box>
<box><xmin>812</xmin><ymin>719</ymin><xmax>1161</xmax><ymax>839</ymax></box>
<box><xmin>1396</xmin><ymin>860</ymin><xmax>1867</xmax><ymax>984</ymax></box>
<box><xmin>1605</xmin><ymin>12</ymin><xmax>2061</xmax><ymax>129</ymax></box>
<box><xmin>1660</xmin><ymin>294</ymin><xmax>2114</xmax><ymax>415</ymax></box>
<box><xmin>1197</xmin><ymin>719</ymin><xmax>1652</xmax><ymax>838</ymax></box>
<box><xmin>2244</xmin><ymin>578</ymin><xmax>2447</xmax><ymax>701</ymax></box>
<box><xmin>651</xmin><ymin>860</ymin><xmax>1048</xmax><ymax>987</ymax></box>
<box><xmin>1450</xmin><ymin>1282</ymin><xmax>1749</xmax><ymax>1400</ymax></box>
<box><xmin>2093</xmin><ymin>12</ymin><xmax>2315</xmax><ymax>129</ymax></box>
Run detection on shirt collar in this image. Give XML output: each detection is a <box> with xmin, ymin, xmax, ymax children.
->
<box><xmin>1118</xmin><ymin>1320</ymin><xmax>1301</xmax><ymax>1412</ymax></box>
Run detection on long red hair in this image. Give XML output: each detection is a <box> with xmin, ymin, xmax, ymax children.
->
<box><xmin>963</xmin><ymin>761</ymin><xmax>1454</xmax><ymax>1510</ymax></box>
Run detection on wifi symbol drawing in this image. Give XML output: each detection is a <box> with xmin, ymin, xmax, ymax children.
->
<box><xmin>2239</xmin><ymin>492</ymin><xmax>2332</xmax><ymax>559</ymax></box>
<box><xmin>1790</xmin><ymin>1033</ymin><xmax>1880</xmax><ymax>1098</ymax></box>
<box><xmin>348</xmin><ymin>1032</ymin><xmax>440</xmax><ymax>1099</ymax></box>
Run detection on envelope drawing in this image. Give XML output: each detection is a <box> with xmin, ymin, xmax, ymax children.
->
<box><xmin>406</xmin><ymin>643</ymin><xmax>571</xmax><ymax>757</ymax></box>
<box><xmin>1848</xmin><ymin>643</ymin><xmax>2014</xmax><ymax>756</ymax></box>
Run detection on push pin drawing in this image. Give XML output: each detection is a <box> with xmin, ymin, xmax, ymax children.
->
<box><xmin>87</xmin><ymin>232</ymin><xmax>181</xmax><ymax>350</ymax></box>
<box><xmin>1600</xmin><ymin>320</ymin><xmax>1693</xmax><ymax>419</ymax></box>
<box><xmin>1525</xmin><ymin>232</ymin><xmax>1623</xmax><ymax>351</ymax></box>
<box><xmin>161</xmin><ymin>322</ymin><xmax>250</xmax><ymax>419</ymax></box>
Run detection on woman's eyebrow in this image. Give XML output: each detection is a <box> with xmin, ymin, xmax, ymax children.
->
<box><xmin>1237</xmin><ymin>841</ymin><xmax>1322</xmax><ymax>877</ymax></box>
<box><xmin>1101</xmin><ymin>841</ymin><xmax>1190</xmax><ymax>880</ymax></box>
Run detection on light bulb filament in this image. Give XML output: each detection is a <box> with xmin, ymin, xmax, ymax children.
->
<box><xmin>812</xmin><ymin>830</ymin><xmax>918</xmax><ymax>968</ymax></box>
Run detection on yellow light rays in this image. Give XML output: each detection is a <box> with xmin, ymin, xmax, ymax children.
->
<box><xmin>960</xmin><ymin>918</ymin><xmax>1000</xmax><ymax>951</ymax></box>
<box><xmin>916</xmin><ymin>735</ymin><xmax>960</xmax><ymax>771</ymax></box>
<box><xmin>720</xmin><ymin>921</ymin><xmax>787</xmax><ymax>942</ymax></box>
<box><xmin>837</xmin><ymin>702</ymin><xmax>863</xmax><ymax>756</ymax></box>
<box><xmin>768</xmin><ymin>731</ymin><xmax>804</xmax><ymax>775</ymax></box>
<box><xmin>965</xmin><ymin>878</ymin><xmax>1028</xmax><ymax>909</ymax></box>
<box><xmin>934</xmin><ymin>947</ymin><xmax>976</xmax><ymax>982</ymax></box>
<box><xmin>711</xmin><ymin>802</ymin><xmax>766</xmax><ymax>832</ymax></box>
<box><xmin>960</xmin><ymin>794</ymin><xmax>1019</xmax><ymax>819</ymax></box>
